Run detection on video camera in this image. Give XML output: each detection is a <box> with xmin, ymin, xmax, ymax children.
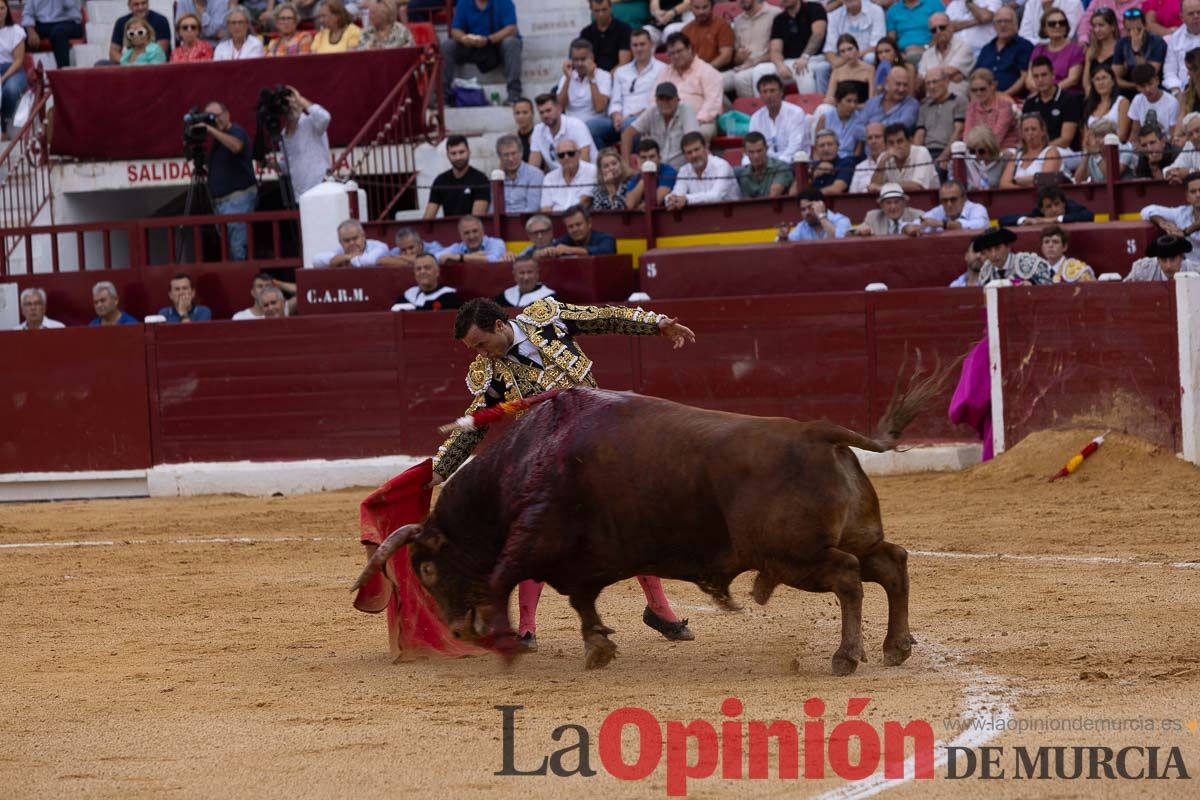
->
<box><xmin>256</xmin><ymin>85</ymin><xmax>294</xmax><ymax>138</ymax></box>
<box><xmin>182</xmin><ymin>106</ymin><xmax>216</xmax><ymax>170</ymax></box>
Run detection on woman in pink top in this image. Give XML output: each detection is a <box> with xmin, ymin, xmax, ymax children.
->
<box><xmin>170</xmin><ymin>14</ymin><xmax>214</xmax><ymax>63</ymax></box>
<box><xmin>965</xmin><ymin>67</ymin><xmax>1019</xmax><ymax>150</ymax></box>
<box><xmin>1027</xmin><ymin>9</ymin><xmax>1085</xmax><ymax>93</ymax></box>
<box><xmin>1143</xmin><ymin>0</ymin><xmax>1182</xmax><ymax>36</ymax></box>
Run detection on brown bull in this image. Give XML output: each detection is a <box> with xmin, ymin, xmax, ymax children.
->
<box><xmin>353</xmin><ymin>362</ymin><xmax>952</xmax><ymax>675</ymax></box>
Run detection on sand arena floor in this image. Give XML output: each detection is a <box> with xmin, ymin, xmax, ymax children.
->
<box><xmin>3</xmin><ymin>429</ymin><xmax>1200</xmax><ymax>799</ymax></box>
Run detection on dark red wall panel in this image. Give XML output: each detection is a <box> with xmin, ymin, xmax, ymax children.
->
<box><xmin>0</xmin><ymin>326</ymin><xmax>151</xmax><ymax>471</ymax></box>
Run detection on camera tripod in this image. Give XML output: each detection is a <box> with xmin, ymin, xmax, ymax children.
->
<box><xmin>176</xmin><ymin>155</ymin><xmax>216</xmax><ymax>264</ymax></box>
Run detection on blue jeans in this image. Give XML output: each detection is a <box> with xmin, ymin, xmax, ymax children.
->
<box><xmin>0</xmin><ymin>64</ymin><xmax>27</xmax><ymax>131</ymax></box>
<box><xmin>586</xmin><ymin>115</ymin><xmax>617</xmax><ymax>148</ymax></box>
<box><xmin>214</xmin><ymin>186</ymin><xmax>258</xmax><ymax>261</ymax></box>
<box><xmin>35</xmin><ymin>20</ymin><xmax>84</xmax><ymax>69</ymax></box>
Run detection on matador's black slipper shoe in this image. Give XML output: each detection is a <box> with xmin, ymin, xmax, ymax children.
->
<box><xmin>643</xmin><ymin>606</ymin><xmax>695</xmax><ymax>641</ymax></box>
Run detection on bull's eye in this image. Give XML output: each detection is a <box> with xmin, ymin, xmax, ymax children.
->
<box><xmin>419</xmin><ymin>561</ymin><xmax>438</xmax><ymax>585</ymax></box>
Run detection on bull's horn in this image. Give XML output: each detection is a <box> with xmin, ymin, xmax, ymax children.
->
<box><xmin>350</xmin><ymin>524</ymin><xmax>423</xmax><ymax>593</ymax></box>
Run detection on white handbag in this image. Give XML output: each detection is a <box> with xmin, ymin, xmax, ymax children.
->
<box><xmin>12</xmin><ymin>90</ymin><xmax>34</xmax><ymax>131</ymax></box>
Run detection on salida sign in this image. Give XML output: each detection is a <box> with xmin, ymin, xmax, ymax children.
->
<box><xmin>126</xmin><ymin>160</ymin><xmax>275</xmax><ymax>185</ymax></box>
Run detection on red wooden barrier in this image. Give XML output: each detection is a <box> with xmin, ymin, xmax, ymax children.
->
<box><xmin>998</xmin><ymin>282</ymin><xmax>1180</xmax><ymax>452</ymax></box>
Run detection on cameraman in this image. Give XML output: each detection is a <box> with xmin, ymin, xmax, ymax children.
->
<box><xmin>199</xmin><ymin>101</ymin><xmax>257</xmax><ymax>261</ymax></box>
<box><xmin>278</xmin><ymin>87</ymin><xmax>332</xmax><ymax>200</ymax></box>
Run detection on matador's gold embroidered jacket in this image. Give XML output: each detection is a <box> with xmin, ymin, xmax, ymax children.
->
<box><xmin>432</xmin><ymin>298</ymin><xmax>666</xmax><ymax>478</ymax></box>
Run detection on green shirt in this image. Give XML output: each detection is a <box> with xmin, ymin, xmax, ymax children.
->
<box><xmin>734</xmin><ymin>157</ymin><xmax>794</xmax><ymax>199</ymax></box>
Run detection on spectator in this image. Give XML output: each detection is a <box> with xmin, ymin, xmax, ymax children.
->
<box><xmin>120</xmin><ymin>17</ymin><xmax>167</xmax><ymax>64</ymax></box>
<box><xmin>213</xmin><ymin>7</ymin><xmax>265</xmax><ymax>60</ymax></box>
<box><xmin>736</xmin><ymin>131</ymin><xmax>794</xmax><ymax>198</ymax></box>
<box><xmin>358</xmin><ymin>0</ymin><xmax>413</xmax><ymax>50</ymax></box>
<box><xmin>610</xmin><ymin>29</ymin><xmax>666</xmax><ymax>136</ymax></box>
<box><xmin>682</xmin><ymin>0</ymin><xmax>733</xmax><ymax>70</ymax></box>
<box><xmin>1074</xmin><ymin>118</ymin><xmax>1137</xmax><ymax>182</ymax></box>
<box><xmin>158</xmin><ymin>273</ymin><xmax>213</xmax><ymax>323</ymax></box>
<box><xmin>0</xmin><ymin>1</ymin><xmax>27</xmax><ymax>136</ymax></box>
<box><xmin>666</xmin><ymin>131</ymin><xmax>739</xmax><ymax>208</ymax></box>
<box><xmin>816</xmin><ymin>81</ymin><xmax>866</xmax><ymax>158</ymax></box>
<box><xmin>824</xmin><ymin>34</ymin><xmax>874</xmax><ymax>103</ymax></box>
<box><xmin>849</xmin><ymin>121</ymin><xmax>887</xmax><ymax>192</ymax></box>
<box><xmin>823</xmin><ymin>0</ymin><xmax>885</xmax><ymax>72</ymax></box>
<box><xmin>870</xmin><ymin>122</ymin><xmax>939</xmax><ymax>192</ymax></box>
<box><xmin>496</xmin><ymin>133</ymin><xmax>544</xmax><ymax>214</ymax></box>
<box><xmin>873</xmin><ymin>36</ymin><xmax>914</xmax><ymax>89</ymax></box>
<box><xmin>973</xmin><ymin>6</ymin><xmax>1032</xmax><ymax>99</ymax></box>
<box><xmin>622</xmin><ymin>81</ymin><xmax>698</xmax><ymax>167</ymax></box>
<box><xmin>944</xmin><ymin>0</ymin><xmax>1001</xmax><ymax>58</ymax></box>
<box><xmin>512</xmin><ymin>97</ymin><xmax>536</xmax><ymax>162</ymax></box>
<box><xmin>592</xmin><ymin>147</ymin><xmax>632</xmax><ymax>209</ymax></box>
<box><xmin>624</xmin><ymin>137</ymin><xmax>679</xmax><ymax>208</ymax></box>
<box><xmin>658</xmin><ymin>32</ymin><xmax>723</xmax><ymax>139</ymax></box>
<box><xmin>23</xmin><ymin>0</ymin><xmax>83</xmax><ymax>69</ymax></box>
<box><xmin>311</xmin><ymin>0</ymin><xmax>361</xmax><ymax>52</ymax></box>
<box><xmin>557</xmin><ymin>38</ymin><xmax>615</xmax><ymax>147</ymax></box>
<box><xmin>1114</xmin><ymin>8</ymin><xmax>1167</xmax><ymax>96</ymax></box>
<box><xmin>777</xmin><ymin>187</ymin><xmax>852</xmax><ymax>240</ymax></box>
<box><xmin>1040</xmin><ymin>224</ymin><xmax>1096</xmax><ymax>283</ymax></box>
<box><xmin>581</xmin><ymin>0</ymin><xmax>631</xmax><ymax>72</ymax></box>
<box><xmin>920</xmin><ymin>178</ymin><xmax>989</xmax><ymax>231</ymax></box>
<box><xmin>1135</xmin><ymin>125</ymin><xmax>1180</xmax><ymax>179</ymax></box>
<box><xmin>1176</xmin><ymin>49</ymin><xmax>1200</xmax><ymax>128</ymax></box>
<box><xmin>1129</xmin><ymin>62</ymin><xmax>1180</xmax><ymax>141</ymax></box>
<box><xmin>378</xmin><ymin>226</ymin><xmax>445</xmax><ymax>267</ymax></box>
<box><xmin>1082</xmin><ymin>8</ymin><xmax>1120</xmax><ymax>91</ymax></box>
<box><xmin>312</xmin><ymin>219</ymin><xmax>389</xmax><ymax>267</ymax></box>
<box><xmin>972</xmin><ymin>227</ymin><xmax>1055</xmax><ymax>285</ymax></box>
<box><xmin>110</xmin><ymin>0</ymin><xmax>170</xmax><ymax>63</ymax></box>
<box><xmin>440</xmin><ymin>0</ymin><xmax>521</xmax><ymax>105</ymax></box>
<box><xmin>861</xmin><ymin>66</ymin><xmax>919</xmax><ymax>133</ymax></box>
<box><xmin>541</xmin><ymin>139</ymin><xmax>599</xmax><ymax>212</ymax></box>
<box><xmin>1023</xmin><ymin>56</ymin><xmax>1083</xmax><ymax>151</ymax></box>
<box><xmin>1020</xmin><ymin>0</ymin><xmax>1084</xmax><ymax>49</ymax></box>
<box><xmin>252</xmin><ymin>285</ymin><xmax>288</xmax><ymax>318</ymax></box>
<box><xmin>1143</xmin><ymin>0</ymin><xmax>1182</xmax><ymax>37</ymax></box>
<box><xmin>1079</xmin><ymin>0</ymin><xmax>1142</xmax><ymax>45</ymax></box>
<box><xmin>424</xmin><ymin>135</ymin><xmax>491</xmax><ymax>219</ymax></box>
<box><xmin>1026</xmin><ymin>9</ymin><xmax>1084</xmax><ymax>94</ymax></box>
<box><xmin>170</xmin><ymin>14</ymin><xmax>214</xmax><ymax>63</ymax></box>
<box><xmin>1083</xmin><ymin>64</ymin><xmax>1131</xmax><ymax>142</ymax></box>
<box><xmin>998</xmin><ymin>183</ymin><xmax>1095</xmax><ymax>226</ymax></box>
<box><xmin>278</xmin><ymin>88</ymin><xmax>331</xmax><ymax>199</ymax></box>
<box><xmin>495</xmin><ymin>255</ymin><xmax>556</xmax><ymax>308</ymax></box>
<box><xmin>542</xmin><ymin>204</ymin><xmax>618</xmax><ymax>256</ymax></box>
<box><xmin>1167</xmin><ymin>113</ymin><xmax>1200</xmax><ymax>179</ymax></box>
<box><xmin>749</xmin><ymin>73</ymin><xmax>809</xmax><ymax>163</ymax></box>
<box><xmin>852</xmin><ymin>182</ymin><xmax>925</xmax><ymax>236</ymax></box>
<box><xmin>762</xmin><ymin>0</ymin><xmax>830</xmax><ymax>95</ymax></box>
<box><xmin>1165</xmin><ymin>1</ymin><xmax>1200</xmax><ymax>93</ymax></box>
<box><xmin>915</xmin><ymin>67</ymin><xmax>967</xmax><ymax>166</ymax></box>
<box><xmin>233</xmin><ymin>272</ymin><xmax>293</xmax><ymax>319</ymax></box>
<box><xmin>17</xmin><ymin>288</ymin><xmax>64</xmax><ymax>330</ymax></box>
<box><xmin>645</xmin><ymin>0</ymin><xmax>693</xmax><ymax>48</ymax></box>
<box><xmin>438</xmin><ymin>215</ymin><xmax>510</xmax><ymax>264</ymax></box>
<box><xmin>1000</xmin><ymin>112</ymin><xmax>1061</xmax><ymax>188</ymax></box>
<box><xmin>885</xmin><ymin>0</ymin><xmax>942</xmax><ymax>61</ymax></box>
<box><xmin>266</xmin><ymin>3</ymin><xmax>313</xmax><ymax>55</ymax></box>
<box><xmin>1126</xmin><ymin>235</ymin><xmax>1200</xmax><ymax>281</ymax></box>
<box><xmin>530</xmin><ymin>93</ymin><xmax>597</xmax><ymax>170</ymax></box>
<box><xmin>962</xmin><ymin>124</ymin><xmax>1007</xmax><ymax>189</ymax></box>
<box><xmin>729</xmin><ymin>0</ymin><xmax>784</xmax><ymax>97</ymax></box>
<box><xmin>964</xmin><ymin>67</ymin><xmax>1018</xmax><ymax>149</ymax></box>
<box><xmin>90</xmin><ymin>281</ymin><xmax>138</xmax><ymax>326</ymax></box>
<box><xmin>1141</xmin><ymin>171</ymin><xmax>1200</xmax><ymax>250</ymax></box>
<box><xmin>810</xmin><ymin>129</ymin><xmax>856</xmax><ymax>194</ymax></box>
<box><xmin>918</xmin><ymin>13</ymin><xmax>973</xmax><ymax>98</ymax></box>
<box><xmin>199</xmin><ymin>101</ymin><xmax>257</xmax><ymax>260</ymax></box>
<box><xmin>952</xmin><ymin>244</ymin><xmax>987</xmax><ymax>286</ymax></box>
<box><xmin>401</xmin><ymin>253</ymin><xmax>464</xmax><ymax>311</ymax></box>
<box><xmin>516</xmin><ymin>214</ymin><xmax>557</xmax><ymax>259</ymax></box>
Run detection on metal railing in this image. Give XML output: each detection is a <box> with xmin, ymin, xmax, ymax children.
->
<box><xmin>0</xmin><ymin>64</ymin><xmax>52</xmax><ymax>256</ymax></box>
<box><xmin>327</xmin><ymin>43</ymin><xmax>444</xmax><ymax>220</ymax></box>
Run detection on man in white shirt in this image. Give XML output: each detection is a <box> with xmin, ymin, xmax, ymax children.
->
<box><xmin>869</xmin><ymin>122</ymin><xmax>939</xmax><ymax>193</ymax></box>
<box><xmin>1141</xmin><ymin>171</ymin><xmax>1200</xmax><ymax>252</ymax></box>
<box><xmin>279</xmin><ymin>89</ymin><xmax>332</xmax><ymax>200</ymax></box>
<box><xmin>610</xmin><ymin>29</ymin><xmax>665</xmax><ymax>135</ymax></box>
<box><xmin>529</xmin><ymin>93</ymin><xmax>598</xmax><ymax>170</ymax></box>
<box><xmin>233</xmin><ymin>272</ymin><xmax>295</xmax><ymax>319</ymax></box>
<box><xmin>666</xmin><ymin>131</ymin><xmax>740</xmax><ymax>208</ymax></box>
<box><xmin>1018</xmin><ymin>0</ymin><xmax>1084</xmax><ymax>46</ymax></box>
<box><xmin>557</xmin><ymin>38</ymin><xmax>616</xmax><ymax>147</ymax></box>
<box><xmin>850</xmin><ymin>121</ymin><xmax>887</xmax><ymax>193</ymax></box>
<box><xmin>917</xmin><ymin>13</ymin><xmax>974</xmax><ymax>97</ymax></box>
<box><xmin>541</xmin><ymin>139</ymin><xmax>599</xmax><ymax>212</ymax></box>
<box><xmin>1165</xmin><ymin>0</ymin><xmax>1200</xmax><ymax>93</ymax></box>
<box><xmin>823</xmin><ymin>0</ymin><xmax>885</xmax><ymax>67</ymax></box>
<box><xmin>17</xmin><ymin>287</ymin><xmax>64</xmax><ymax>330</ymax></box>
<box><xmin>728</xmin><ymin>0</ymin><xmax>783</xmax><ymax>96</ymax></box>
<box><xmin>920</xmin><ymin>179</ymin><xmax>989</xmax><ymax>232</ymax></box>
<box><xmin>312</xmin><ymin>219</ymin><xmax>390</xmax><ymax>268</ymax></box>
<box><xmin>943</xmin><ymin>0</ymin><xmax>1001</xmax><ymax>56</ymax></box>
<box><xmin>748</xmin><ymin>73</ymin><xmax>809</xmax><ymax>163</ymax></box>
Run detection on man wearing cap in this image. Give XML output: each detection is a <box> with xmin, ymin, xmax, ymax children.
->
<box><xmin>1140</xmin><ymin>171</ymin><xmax>1200</xmax><ymax>252</ymax></box>
<box><xmin>621</xmin><ymin>81</ymin><xmax>699</xmax><ymax>168</ymax></box>
<box><xmin>852</xmin><ymin>182</ymin><xmax>926</xmax><ymax>237</ymax></box>
<box><xmin>1125</xmin><ymin>235</ymin><xmax>1200</xmax><ymax>281</ymax></box>
<box><xmin>973</xmin><ymin>227</ymin><xmax>1055</xmax><ymax>285</ymax></box>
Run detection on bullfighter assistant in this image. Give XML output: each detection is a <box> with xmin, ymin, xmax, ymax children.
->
<box><xmin>433</xmin><ymin>297</ymin><xmax>698</xmax><ymax>651</ymax></box>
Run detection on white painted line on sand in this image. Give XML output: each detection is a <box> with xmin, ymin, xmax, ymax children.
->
<box><xmin>911</xmin><ymin>549</ymin><xmax>1200</xmax><ymax>570</ymax></box>
<box><xmin>0</xmin><ymin>535</ymin><xmax>330</xmax><ymax>550</ymax></box>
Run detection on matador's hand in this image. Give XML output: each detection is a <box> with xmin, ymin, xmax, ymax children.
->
<box><xmin>657</xmin><ymin>316</ymin><xmax>696</xmax><ymax>349</ymax></box>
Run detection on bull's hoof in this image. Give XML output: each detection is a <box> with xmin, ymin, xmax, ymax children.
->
<box><xmin>643</xmin><ymin>607</ymin><xmax>695</xmax><ymax>641</ymax></box>
<box><xmin>831</xmin><ymin>653</ymin><xmax>859</xmax><ymax>676</ymax></box>
<box><xmin>584</xmin><ymin>637</ymin><xmax>618</xmax><ymax>670</ymax></box>
<box><xmin>883</xmin><ymin>634</ymin><xmax>915</xmax><ymax>666</ymax></box>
